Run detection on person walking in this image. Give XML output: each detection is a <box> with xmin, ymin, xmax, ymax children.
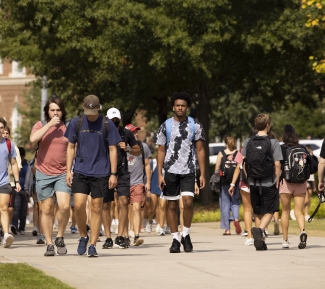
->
<box><xmin>156</xmin><ymin>92</ymin><xmax>206</xmax><ymax>253</ymax></box>
<box><xmin>65</xmin><ymin>95</ymin><xmax>120</xmax><ymax>257</ymax></box>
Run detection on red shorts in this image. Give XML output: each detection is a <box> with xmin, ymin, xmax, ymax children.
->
<box><xmin>130</xmin><ymin>184</ymin><xmax>145</xmax><ymax>205</ymax></box>
<box><xmin>279</xmin><ymin>179</ymin><xmax>307</xmax><ymax>196</ymax></box>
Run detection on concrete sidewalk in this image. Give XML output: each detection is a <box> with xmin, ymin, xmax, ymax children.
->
<box><xmin>1</xmin><ymin>222</ymin><xmax>324</xmax><ymax>289</ymax></box>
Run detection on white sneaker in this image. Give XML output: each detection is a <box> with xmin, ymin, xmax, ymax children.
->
<box><xmin>158</xmin><ymin>228</ymin><xmax>165</xmax><ymax>236</ymax></box>
<box><xmin>244</xmin><ymin>238</ymin><xmax>254</xmax><ymax>246</ymax></box>
<box><xmin>305</xmin><ymin>215</ymin><xmax>310</xmax><ymax>221</ymax></box>
<box><xmin>155</xmin><ymin>224</ymin><xmax>160</xmax><ymax>233</ymax></box>
<box><xmin>3</xmin><ymin>233</ymin><xmax>14</xmax><ymax>248</ymax></box>
<box><xmin>145</xmin><ymin>222</ymin><xmax>152</xmax><ymax>233</ymax></box>
<box><xmin>290</xmin><ymin>209</ymin><xmax>296</xmax><ymax>221</ymax></box>
<box><xmin>115</xmin><ymin>228</ymin><xmax>118</xmax><ymax>234</ymax></box>
<box><xmin>110</xmin><ymin>226</ymin><xmax>115</xmax><ymax>233</ymax></box>
<box><xmin>241</xmin><ymin>230</ymin><xmax>248</xmax><ymax>237</ymax></box>
<box><xmin>140</xmin><ymin>227</ymin><xmax>145</xmax><ymax>233</ymax></box>
<box><xmin>152</xmin><ymin>219</ymin><xmax>157</xmax><ymax>225</ymax></box>
<box><xmin>164</xmin><ymin>226</ymin><xmax>171</xmax><ymax>234</ymax></box>
<box><xmin>128</xmin><ymin>230</ymin><xmax>135</xmax><ymax>238</ymax></box>
<box><xmin>282</xmin><ymin>239</ymin><xmax>289</xmax><ymax>248</ymax></box>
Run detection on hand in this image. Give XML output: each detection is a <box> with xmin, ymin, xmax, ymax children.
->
<box><xmin>158</xmin><ymin>176</ymin><xmax>165</xmax><ymax>190</ymax></box>
<box><xmin>49</xmin><ymin>116</ymin><xmax>61</xmax><ymax>127</ymax></box>
<box><xmin>194</xmin><ymin>183</ymin><xmax>200</xmax><ymax>195</ymax></box>
<box><xmin>109</xmin><ymin>175</ymin><xmax>117</xmax><ymax>189</ymax></box>
<box><xmin>66</xmin><ymin>171</ymin><xmax>73</xmax><ymax>188</ymax></box>
<box><xmin>145</xmin><ymin>183</ymin><xmax>150</xmax><ymax>192</ymax></box>
<box><xmin>118</xmin><ymin>142</ymin><xmax>126</xmax><ymax>150</ymax></box>
<box><xmin>15</xmin><ymin>183</ymin><xmax>21</xmax><ymax>192</ymax></box>
<box><xmin>146</xmin><ymin>190</ymin><xmax>151</xmax><ymax>198</ymax></box>
<box><xmin>318</xmin><ymin>181</ymin><xmax>324</xmax><ymax>191</ymax></box>
<box><xmin>199</xmin><ymin>175</ymin><xmax>205</xmax><ymax>189</ymax></box>
<box><xmin>228</xmin><ymin>186</ymin><xmax>234</xmax><ymax>196</ymax></box>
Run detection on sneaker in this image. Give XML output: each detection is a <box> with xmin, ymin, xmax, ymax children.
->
<box><xmin>146</xmin><ymin>222</ymin><xmax>152</xmax><ymax>233</ymax></box>
<box><xmin>155</xmin><ymin>224</ymin><xmax>160</xmax><ymax>233</ymax></box>
<box><xmin>36</xmin><ymin>234</ymin><xmax>46</xmax><ymax>245</ymax></box>
<box><xmin>140</xmin><ymin>227</ymin><xmax>145</xmax><ymax>233</ymax></box>
<box><xmin>128</xmin><ymin>230</ymin><xmax>135</xmax><ymax>238</ymax></box>
<box><xmin>152</xmin><ymin>219</ymin><xmax>157</xmax><ymax>225</ymax></box>
<box><xmin>110</xmin><ymin>226</ymin><xmax>114</xmax><ymax>233</ymax></box>
<box><xmin>3</xmin><ymin>234</ymin><xmax>14</xmax><ymax>248</ymax></box>
<box><xmin>158</xmin><ymin>228</ymin><xmax>165</xmax><ymax>236</ymax></box>
<box><xmin>77</xmin><ymin>236</ymin><xmax>89</xmax><ymax>255</ymax></box>
<box><xmin>32</xmin><ymin>227</ymin><xmax>38</xmax><ymax>236</ymax></box>
<box><xmin>164</xmin><ymin>226</ymin><xmax>171</xmax><ymax>234</ymax></box>
<box><xmin>99</xmin><ymin>229</ymin><xmax>103</xmax><ymax>237</ymax></box>
<box><xmin>97</xmin><ymin>237</ymin><xmax>101</xmax><ymax>242</ymax></box>
<box><xmin>305</xmin><ymin>215</ymin><xmax>310</xmax><ymax>221</ymax></box>
<box><xmin>19</xmin><ymin>230</ymin><xmax>25</xmax><ymax>235</ymax></box>
<box><xmin>125</xmin><ymin>237</ymin><xmax>131</xmax><ymax>248</ymax></box>
<box><xmin>10</xmin><ymin>224</ymin><xmax>17</xmax><ymax>235</ymax></box>
<box><xmin>54</xmin><ymin>237</ymin><xmax>67</xmax><ymax>255</ymax></box>
<box><xmin>44</xmin><ymin>244</ymin><xmax>55</xmax><ymax>256</ymax></box>
<box><xmin>264</xmin><ymin>229</ymin><xmax>269</xmax><ymax>237</ymax></box>
<box><xmin>133</xmin><ymin>235</ymin><xmax>144</xmax><ymax>246</ymax></box>
<box><xmin>115</xmin><ymin>228</ymin><xmax>118</xmax><ymax>234</ymax></box>
<box><xmin>102</xmin><ymin>238</ymin><xmax>113</xmax><ymax>249</ymax></box>
<box><xmin>251</xmin><ymin>227</ymin><xmax>267</xmax><ymax>251</ymax></box>
<box><xmin>234</xmin><ymin>220</ymin><xmax>242</xmax><ymax>235</ymax></box>
<box><xmin>274</xmin><ymin>222</ymin><xmax>280</xmax><ymax>235</ymax></box>
<box><xmin>290</xmin><ymin>209</ymin><xmax>296</xmax><ymax>221</ymax></box>
<box><xmin>181</xmin><ymin>235</ymin><xmax>193</xmax><ymax>252</ymax></box>
<box><xmin>244</xmin><ymin>238</ymin><xmax>254</xmax><ymax>246</ymax></box>
<box><xmin>70</xmin><ymin>226</ymin><xmax>77</xmax><ymax>234</ymax></box>
<box><xmin>87</xmin><ymin>244</ymin><xmax>98</xmax><ymax>257</ymax></box>
<box><xmin>282</xmin><ymin>239</ymin><xmax>289</xmax><ymax>248</ymax></box>
<box><xmin>298</xmin><ymin>232</ymin><xmax>307</xmax><ymax>249</ymax></box>
<box><xmin>169</xmin><ymin>238</ymin><xmax>181</xmax><ymax>253</ymax></box>
<box><xmin>241</xmin><ymin>229</ymin><xmax>248</xmax><ymax>237</ymax></box>
<box><xmin>115</xmin><ymin>236</ymin><xmax>127</xmax><ymax>249</ymax></box>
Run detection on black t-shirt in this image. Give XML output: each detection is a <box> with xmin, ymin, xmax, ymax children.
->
<box><xmin>117</xmin><ymin>126</ymin><xmax>137</xmax><ymax>171</ymax></box>
<box><xmin>320</xmin><ymin>140</ymin><xmax>325</xmax><ymax>159</ymax></box>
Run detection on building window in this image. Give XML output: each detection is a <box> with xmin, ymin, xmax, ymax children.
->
<box><xmin>11</xmin><ymin>61</ymin><xmax>26</xmax><ymax>77</ymax></box>
<box><xmin>0</xmin><ymin>58</ymin><xmax>3</xmax><ymax>75</ymax></box>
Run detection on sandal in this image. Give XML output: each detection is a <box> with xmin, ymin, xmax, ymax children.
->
<box><xmin>223</xmin><ymin>230</ymin><xmax>231</xmax><ymax>235</ymax></box>
<box><xmin>234</xmin><ymin>221</ymin><xmax>242</xmax><ymax>235</ymax></box>
<box><xmin>298</xmin><ymin>232</ymin><xmax>307</xmax><ymax>249</ymax></box>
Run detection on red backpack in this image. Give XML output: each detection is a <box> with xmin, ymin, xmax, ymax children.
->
<box><xmin>5</xmin><ymin>138</ymin><xmax>12</xmax><ymax>158</ymax></box>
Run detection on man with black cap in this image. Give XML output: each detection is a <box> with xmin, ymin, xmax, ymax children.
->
<box><xmin>65</xmin><ymin>95</ymin><xmax>121</xmax><ymax>257</ymax></box>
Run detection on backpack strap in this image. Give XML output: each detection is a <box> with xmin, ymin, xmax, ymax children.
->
<box><xmin>102</xmin><ymin>116</ymin><xmax>108</xmax><ymax>146</ymax></box>
<box><xmin>165</xmin><ymin>117</ymin><xmax>173</xmax><ymax>146</ymax></box>
<box><xmin>5</xmin><ymin>138</ymin><xmax>11</xmax><ymax>159</ymax></box>
<box><xmin>220</xmin><ymin>150</ymin><xmax>227</xmax><ymax>172</ymax></box>
<box><xmin>137</xmin><ymin>140</ymin><xmax>146</xmax><ymax>178</ymax></box>
<box><xmin>75</xmin><ymin>115</ymin><xmax>84</xmax><ymax>143</ymax></box>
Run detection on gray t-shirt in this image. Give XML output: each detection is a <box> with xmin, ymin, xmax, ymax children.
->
<box><xmin>127</xmin><ymin>142</ymin><xmax>152</xmax><ymax>186</ymax></box>
<box><xmin>242</xmin><ymin>136</ymin><xmax>283</xmax><ymax>187</ymax></box>
<box><xmin>156</xmin><ymin>117</ymin><xmax>205</xmax><ymax>174</ymax></box>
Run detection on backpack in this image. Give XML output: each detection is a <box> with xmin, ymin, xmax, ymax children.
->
<box><xmin>281</xmin><ymin>145</ymin><xmax>310</xmax><ymax>183</ymax></box>
<box><xmin>165</xmin><ymin>116</ymin><xmax>196</xmax><ymax>147</ymax></box>
<box><xmin>5</xmin><ymin>138</ymin><xmax>12</xmax><ymax>158</ymax></box>
<box><xmin>244</xmin><ymin>136</ymin><xmax>274</xmax><ymax>179</ymax></box>
<box><xmin>137</xmin><ymin>140</ymin><xmax>146</xmax><ymax>177</ymax></box>
<box><xmin>220</xmin><ymin>151</ymin><xmax>238</xmax><ymax>183</ymax></box>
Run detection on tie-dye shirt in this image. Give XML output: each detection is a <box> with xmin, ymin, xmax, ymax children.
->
<box><xmin>156</xmin><ymin>117</ymin><xmax>205</xmax><ymax>174</ymax></box>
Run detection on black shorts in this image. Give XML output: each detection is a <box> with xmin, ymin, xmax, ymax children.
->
<box><xmin>163</xmin><ymin>172</ymin><xmax>195</xmax><ymax>200</ymax></box>
<box><xmin>0</xmin><ymin>184</ymin><xmax>12</xmax><ymax>195</ymax></box>
<box><xmin>9</xmin><ymin>186</ymin><xmax>17</xmax><ymax>208</ymax></box>
<box><xmin>250</xmin><ymin>184</ymin><xmax>279</xmax><ymax>215</ymax></box>
<box><xmin>72</xmin><ymin>173</ymin><xmax>108</xmax><ymax>199</ymax></box>
<box><xmin>103</xmin><ymin>171</ymin><xmax>130</xmax><ymax>203</ymax></box>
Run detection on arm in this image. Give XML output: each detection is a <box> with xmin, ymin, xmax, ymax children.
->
<box><xmin>30</xmin><ymin>117</ymin><xmax>61</xmax><ymax>143</ymax></box>
<box><xmin>145</xmin><ymin>158</ymin><xmax>152</xmax><ymax>195</ymax></box>
<box><xmin>318</xmin><ymin>157</ymin><xmax>325</xmax><ymax>191</ymax></box>
<box><xmin>10</xmin><ymin>158</ymin><xmax>21</xmax><ymax>192</ymax></box>
<box><xmin>66</xmin><ymin>142</ymin><xmax>75</xmax><ymax>187</ymax></box>
<box><xmin>274</xmin><ymin>160</ymin><xmax>281</xmax><ymax>189</ymax></box>
<box><xmin>214</xmin><ymin>151</ymin><xmax>223</xmax><ymax>172</ymax></box>
<box><xmin>108</xmin><ymin>145</ymin><xmax>118</xmax><ymax>189</ymax></box>
<box><xmin>196</xmin><ymin>140</ymin><xmax>206</xmax><ymax>189</ymax></box>
<box><xmin>229</xmin><ymin>163</ymin><xmax>241</xmax><ymax>195</ymax></box>
<box><xmin>157</xmin><ymin>145</ymin><xmax>166</xmax><ymax>190</ymax></box>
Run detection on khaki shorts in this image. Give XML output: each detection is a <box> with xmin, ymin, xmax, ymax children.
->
<box><xmin>130</xmin><ymin>184</ymin><xmax>145</xmax><ymax>205</ymax></box>
<box><xmin>279</xmin><ymin>179</ymin><xmax>307</xmax><ymax>196</ymax></box>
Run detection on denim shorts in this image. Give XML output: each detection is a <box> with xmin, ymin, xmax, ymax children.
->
<box><xmin>35</xmin><ymin>170</ymin><xmax>71</xmax><ymax>201</ymax></box>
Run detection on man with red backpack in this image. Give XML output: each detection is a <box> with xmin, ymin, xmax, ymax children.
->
<box><xmin>0</xmin><ymin>117</ymin><xmax>21</xmax><ymax>248</ymax></box>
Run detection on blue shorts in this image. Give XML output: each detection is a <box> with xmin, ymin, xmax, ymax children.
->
<box><xmin>35</xmin><ymin>170</ymin><xmax>71</xmax><ymax>201</ymax></box>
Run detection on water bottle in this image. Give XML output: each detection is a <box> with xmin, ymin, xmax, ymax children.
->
<box><xmin>284</xmin><ymin>161</ymin><xmax>290</xmax><ymax>180</ymax></box>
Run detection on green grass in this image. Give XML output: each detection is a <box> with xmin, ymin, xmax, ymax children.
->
<box><xmin>0</xmin><ymin>263</ymin><xmax>75</xmax><ymax>289</ymax></box>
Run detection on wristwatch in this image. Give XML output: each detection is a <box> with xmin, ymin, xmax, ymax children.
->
<box><xmin>111</xmin><ymin>172</ymin><xmax>118</xmax><ymax>176</ymax></box>
<box><xmin>15</xmin><ymin>181</ymin><xmax>20</xmax><ymax>184</ymax></box>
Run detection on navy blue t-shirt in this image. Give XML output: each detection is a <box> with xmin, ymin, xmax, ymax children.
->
<box><xmin>64</xmin><ymin>115</ymin><xmax>121</xmax><ymax>177</ymax></box>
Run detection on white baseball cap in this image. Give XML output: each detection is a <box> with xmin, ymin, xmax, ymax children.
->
<box><xmin>107</xmin><ymin>107</ymin><xmax>121</xmax><ymax>120</ymax></box>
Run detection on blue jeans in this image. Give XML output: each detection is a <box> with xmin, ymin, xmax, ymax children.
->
<box><xmin>219</xmin><ymin>183</ymin><xmax>240</xmax><ymax>230</ymax></box>
<box><xmin>12</xmin><ymin>191</ymin><xmax>28</xmax><ymax>231</ymax></box>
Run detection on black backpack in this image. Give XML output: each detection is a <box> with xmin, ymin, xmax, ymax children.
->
<box><xmin>281</xmin><ymin>145</ymin><xmax>310</xmax><ymax>183</ymax></box>
<box><xmin>244</xmin><ymin>136</ymin><xmax>274</xmax><ymax>179</ymax></box>
<box><xmin>220</xmin><ymin>151</ymin><xmax>238</xmax><ymax>184</ymax></box>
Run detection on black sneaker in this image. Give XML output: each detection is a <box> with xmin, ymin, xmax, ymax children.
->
<box><xmin>181</xmin><ymin>234</ymin><xmax>193</xmax><ymax>252</ymax></box>
<box><xmin>87</xmin><ymin>244</ymin><xmax>98</xmax><ymax>257</ymax></box>
<box><xmin>102</xmin><ymin>238</ymin><xmax>113</xmax><ymax>249</ymax></box>
<box><xmin>251</xmin><ymin>227</ymin><xmax>267</xmax><ymax>251</ymax></box>
<box><xmin>133</xmin><ymin>235</ymin><xmax>144</xmax><ymax>246</ymax></box>
<box><xmin>32</xmin><ymin>229</ymin><xmax>38</xmax><ymax>236</ymax></box>
<box><xmin>36</xmin><ymin>234</ymin><xmax>46</xmax><ymax>245</ymax></box>
<box><xmin>298</xmin><ymin>232</ymin><xmax>307</xmax><ymax>249</ymax></box>
<box><xmin>44</xmin><ymin>244</ymin><xmax>55</xmax><ymax>256</ymax></box>
<box><xmin>115</xmin><ymin>236</ymin><xmax>127</xmax><ymax>249</ymax></box>
<box><xmin>125</xmin><ymin>236</ymin><xmax>131</xmax><ymax>248</ymax></box>
<box><xmin>169</xmin><ymin>238</ymin><xmax>181</xmax><ymax>253</ymax></box>
<box><xmin>54</xmin><ymin>237</ymin><xmax>67</xmax><ymax>255</ymax></box>
<box><xmin>10</xmin><ymin>225</ymin><xmax>17</xmax><ymax>235</ymax></box>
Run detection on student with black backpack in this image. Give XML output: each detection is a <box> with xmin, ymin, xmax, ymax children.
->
<box><xmin>214</xmin><ymin>136</ymin><xmax>241</xmax><ymax>235</ymax></box>
<box><xmin>279</xmin><ymin>125</ymin><xmax>309</xmax><ymax>249</ymax></box>
<box><xmin>242</xmin><ymin>114</ymin><xmax>283</xmax><ymax>251</ymax></box>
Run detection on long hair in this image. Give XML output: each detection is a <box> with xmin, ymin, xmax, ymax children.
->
<box><xmin>3</xmin><ymin>125</ymin><xmax>11</xmax><ymax>136</ymax></box>
<box><xmin>43</xmin><ymin>96</ymin><xmax>67</xmax><ymax>122</ymax></box>
<box><xmin>282</xmin><ymin>124</ymin><xmax>299</xmax><ymax>146</ymax></box>
<box><xmin>224</xmin><ymin>135</ymin><xmax>236</xmax><ymax>151</ymax></box>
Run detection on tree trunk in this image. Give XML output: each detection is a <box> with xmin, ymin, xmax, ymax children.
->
<box><xmin>197</xmin><ymin>83</ymin><xmax>214</xmax><ymax>205</ymax></box>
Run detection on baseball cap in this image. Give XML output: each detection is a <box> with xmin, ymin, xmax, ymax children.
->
<box><xmin>125</xmin><ymin>123</ymin><xmax>140</xmax><ymax>132</ymax></box>
<box><xmin>107</xmin><ymin>108</ymin><xmax>121</xmax><ymax>120</ymax></box>
<box><xmin>83</xmin><ymin>95</ymin><xmax>100</xmax><ymax>115</ymax></box>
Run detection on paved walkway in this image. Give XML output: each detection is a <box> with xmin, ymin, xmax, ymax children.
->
<box><xmin>1</xmin><ymin>222</ymin><xmax>324</xmax><ymax>289</ymax></box>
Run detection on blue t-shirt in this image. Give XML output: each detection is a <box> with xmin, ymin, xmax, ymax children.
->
<box><xmin>0</xmin><ymin>138</ymin><xmax>17</xmax><ymax>187</ymax></box>
<box><xmin>19</xmin><ymin>159</ymin><xmax>29</xmax><ymax>189</ymax></box>
<box><xmin>150</xmin><ymin>159</ymin><xmax>162</xmax><ymax>196</ymax></box>
<box><xmin>64</xmin><ymin>115</ymin><xmax>121</xmax><ymax>177</ymax></box>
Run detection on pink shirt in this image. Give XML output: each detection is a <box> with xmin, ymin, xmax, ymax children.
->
<box><xmin>234</xmin><ymin>150</ymin><xmax>243</xmax><ymax>164</ymax></box>
<box><xmin>32</xmin><ymin>121</ymin><xmax>68</xmax><ymax>176</ymax></box>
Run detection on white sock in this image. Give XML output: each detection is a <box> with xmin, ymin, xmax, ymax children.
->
<box><xmin>4</xmin><ymin>233</ymin><xmax>11</xmax><ymax>238</ymax></box>
<box><xmin>172</xmin><ymin>232</ymin><xmax>179</xmax><ymax>240</ymax></box>
<box><xmin>182</xmin><ymin>226</ymin><xmax>190</xmax><ymax>237</ymax></box>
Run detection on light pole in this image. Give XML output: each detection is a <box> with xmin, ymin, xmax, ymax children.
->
<box><xmin>41</xmin><ymin>76</ymin><xmax>48</xmax><ymax>121</ymax></box>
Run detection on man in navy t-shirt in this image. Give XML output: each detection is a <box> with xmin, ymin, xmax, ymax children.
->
<box><xmin>65</xmin><ymin>95</ymin><xmax>121</xmax><ymax>257</ymax></box>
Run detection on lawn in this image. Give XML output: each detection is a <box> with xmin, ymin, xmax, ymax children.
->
<box><xmin>0</xmin><ymin>263</ymin><xmax>75</xmax><ymax>289</ymax></box>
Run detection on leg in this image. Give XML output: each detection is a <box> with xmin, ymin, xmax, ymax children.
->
<box><xmin>182</xmin><ymin>196</ymin><xmax>193</xmax><ymax>229</ymax></box>
<box><xmin>304</xmin><ymin>188</ymin><xmax>312</xmax><ymax>217</ymax></box>
<box><xmin>102</xmin><ymin>202</ymin><xmax>112</xmax><ymax>238</ymax></box>
<box><xmin>89</xmin><ymin>197</ymin><xmax>103</xmax><ymax>245</ymax></box>
<box><xmin>133</xmin><ymin>203</ymin><xmax>141</xmax><ymax>236</ymax></box>
<box><xmin>294</xmin><ymin>194</ymin><xmax>306</xmax><ymax>233</ymax></box>
<box><xmin>74</xmin><ymin>193</ymin><xmax>88</xmax><ymax>238</ymax></box>
<box><xmin>40</xmin><ymin>197</ymin><xmax>55</xmax><ymax>245</ymax></box>
<box><xmin>240</xmin><ymin>190</ymin><xmax>253</xmax><ymax>239</ymax></box>
<box><xmin>117</xmin><ymin>196</ymin><xmax>129</xmax><ymax>237</ymax></box>
<box><xmin>55</xmin><ymin>192</ymin><xmax>71</xmax><ymax>238</ymax></box>
<box><xmin>220</xmin><ymin>185</ymin><xmax>231</xmax><ymax>232</ymax></box>
<box><xmin>280</xmin><ymin>193</ymin><xmax>292</xmax><ymax>241</ymax></box>
<box><xmin>179</xmin><ymin>196</ymin><xmax>184</xmax><ymax>232</ymax></box>
<box><xmin>167</xmin><ymin>200</ymin><xmax>178</xmax><ymax>234</ymax></box>
<box><xmin>12</xmin><ymin>192</ymin><xmax>22</xmax><ymax>229</ymax></box>
<box><xmin>0</xmin><ymin>194</ymin><xmax>11</xmax><ymax>234</ymax></box>
<box><xmin>18</xmin><ymin>192</ymin><xmax>28</xmax><ymax>232</ymax></box>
